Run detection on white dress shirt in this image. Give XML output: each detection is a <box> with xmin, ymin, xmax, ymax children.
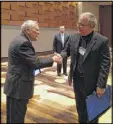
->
<box><xmin>61</xmin><ymin>33</ymin><xmax>64</xmax><ymax>47</ymax></box>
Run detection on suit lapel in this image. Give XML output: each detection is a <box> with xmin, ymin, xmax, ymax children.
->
<box><xmin>82</xmin><ymin>32</ymin><xmax>97</xmax><ymax>63</ymax></box>
<box><xmin>58</xmin><ymin>33</ymin><xmax>62</xmax><ymax>43</ymax></box>
<box><xmin>73</xmin><ymin>34</ymin><xmax>80</xmax><ymax>70</ymax></box>
<box><xmin>64</xmin><ymin>34</ymin><xmax>67</xmax><ymax>45</ymax></box>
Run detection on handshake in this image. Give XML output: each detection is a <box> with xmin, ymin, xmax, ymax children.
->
<box><xmin>52</xmin><ymin>53</ymin><xmax>62</xmax><ymax>64</ymax></box>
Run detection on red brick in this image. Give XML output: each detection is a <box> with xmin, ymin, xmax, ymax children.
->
<box><xmin>9</xmin><ymin>21</ymin><xmax>23</xmax><ymax>26</ymax></box>
<box><xmin>44</xmin><ymin>19</ymin><xmax>51</xmax><ymax>24</ymax></box>
<box><xmin>38</xmin><ymin>15</ymin><xmax>49</xmax><ymax>22</ymax></box>
<box><xmin>10</xmin><ymin>10</ymin><xmax>25</xmax><ymax>16</ymax></box>
<box><xmin>54</xmin><ymin>2</ymin><xmax>62</xmax><ymax>6</ymax></box>
<box><xmin>32</xmin><ymin>2</ymin><xmax>39</xmax><ymax>7</ymax></box>
<box><xmin>18</xmin><ymin>6</ymin><xmax>27</xmax><ymax>12</ymax></box>
<box><xmin>32</xmin><ymin>3</ymin><xmax>39</xmax><ymax>9</ymax></box>
<box><xmin>1</xmin><ymin>13</ymin><xmax>10</xmax><ymax>20</ymax></box>
<box><xmin>1</xmin><ymin>9</ymin><xmax>25</xmax><ymax>16</ymax></box>
<box><xmin>10</xmin><ymin>2</ymin><xmax>18</xmax><ymax>10</ymax></box>
<box><xmin>1</xmin><ymin>2</ymin><xmax>11</xmax><ymax>9</ymax></box>
<box><xmin>1</xmin><ymin>9</ymin><xmax>10</xmax><ymax>14</ymax></box>
<box><xmin>62</xmin><ymin>2</ymin><xmax>69</xmax><ymax>7</ymax></box>
<box><xmin>49</xmin><ymin>15</ymin><xmax>54</xmax><ymax>21</ymax></box>
<box><xmin>25</xmin><ymin>8</ymin><xmax>38</xmax><ymax>15</ymax></box>
<box><xmin>49</xmin><ymin>20</ymin><xmax>59</xmax><ymax>27</ymax></box>
<box><xmin>26</xmin><ymin>12</ymin><xmax>38</xmax><ymax>17</ymax></box>
<box><xmin>39</xmin><ymin>22</ymin><xmax>48</xmax><ymax>27</ymax></box>
<box><xmin>11</xmin><ymin>14</ymin><xmax>38</xmax><ymax>22</ymax></box>
<box><xmin>18</xmin><ymin>6</ymin><xmax>28</xmax><ymax>12</ymax></box>
<box><xmin>62</xmin><ymin>7</ymin><xmax>69</xmax><ymax>14</ymax></box>
<box><xmin>38</xmin><ymin>15</ymin><xmax>45</xmax><ymax>22</ymax></box>
<box><xmin>17</xmin><ymin>2</ymin><xmax>26</xmax><ymax>6</ymax></box>
<box><xmin>38</xmin><ymin>2</ymin><xmax>45</xmax><ymax>6</ymax></box>
<box><xmin>69</xmin><ymin>4</ymin><xmax>76</xmax><ymax>12</ymax></box>
<box><xmin>50</xmin><ymin>11</ymin><xmax>56</xmax><ymax>17</ymax></box>
<box><xmin>38</xmin><ymin>6</ymin><xmax>44</xmax><ymax>14</ymax></box>
<box><xmin>32</xmin><ymin>2</ymin><xmax>38</xmax><ymax>5</ymax></box>
<box><xmin>1</xmin><ymin>19</ymin><xmax>10</xmax><ymax>25</ymax></box>
<box><xmin>55</xmin><ymin>9</ymin><xmax>62</xmax><ymax>16</ymax></box>
<box><xmin>25</xmin><ymin>2</ymin><xmax>33</xmax><ymax>8</ymax></box>
<box><xmin>44</xmin><ymin>11</ymin><xmax>52</xmax><ymax>17</ymax></box>
<box><xmin>44</xmin><ymin>2</ymin><xmax>53</xmax><ymax>12</ymax></box>
<box><xmin>11</xmin><ymin>15</ymin><xmax>22</xmax><ymax>21</ymax></box>
<box><xmin>54</xmin><ymin>16</ymin><xmax>61</xmax><ymax>21</ymax></box>
<box><xmin>17</xmin><ymin>10</ymin><xmax>26</xmax><ymax>16</ymax></box>
<box><xmin>45</xmin><ymin>2</ymin><xmax>54</xmax><ymax>5</ymax></box>
<box><xmin>48</xmin><ymin>23</ymin><xmax>54</xmax><ymax>27</ymax></box>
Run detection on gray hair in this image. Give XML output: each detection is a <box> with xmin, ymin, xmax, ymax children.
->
<box><xmin>80</xmin><ymin>12</ymin><xmax>97</xmax><ymax>28</ymax></box>
<box><xmin>21</xmin><ymin>20</ymin><xmax>38</xmax><ymax>32</ymax></box>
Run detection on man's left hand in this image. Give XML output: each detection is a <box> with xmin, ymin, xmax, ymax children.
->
<box><xmin>96</xmin><ymin>87</ymin><xmax>105</xmax><ymax>97</ymax></box>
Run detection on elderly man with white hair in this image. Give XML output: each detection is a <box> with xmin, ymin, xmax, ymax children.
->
<box><xmin>4</xmin><ymin>20</ymin><xmax>62</xmax><ymax>123</ymax></box>
<box><xmin>61</xmin><ymin>12</ymin><xmax>110</xmax><ymax>123</ymax></box>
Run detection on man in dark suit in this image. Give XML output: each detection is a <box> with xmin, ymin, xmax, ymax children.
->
<box><xmin>60</xmin><ymin>12</ymin><xmax>110</xmax><ymax>123</ymax></box>
<box><xmin>4</xmin><ymin>20</ymin><xmax>61</xmax><ymax>123</ymax></box>
<box><xmin>53</xmin><ymin>26</ymin><xmax>69</xmax><ymax>76</ymax></box>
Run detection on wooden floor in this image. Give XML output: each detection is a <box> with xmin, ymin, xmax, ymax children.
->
<box><xmin>1</xmin><ymin>58</ymin><xmax>112</xmax><ymax>123</ymax></box>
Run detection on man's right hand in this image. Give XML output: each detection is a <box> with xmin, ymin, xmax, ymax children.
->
<box><xmin>52</xmin><ymin>55</ymin><xmax>62</xmax><ymax>64</ymax></box>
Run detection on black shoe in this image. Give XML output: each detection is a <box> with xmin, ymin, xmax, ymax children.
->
<box><xmin>63</xmin><ymin>73</ymin><xmax>67</xmax><ymax>76</ymax></box>
<box><xmin>57</xmin><ymin>73</ymin><xmax>61</xmax><ymax>76</ymax></box>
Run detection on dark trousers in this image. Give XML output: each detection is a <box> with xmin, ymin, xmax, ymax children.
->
<box><xmin>73</xmin><ymin>70</ymin><xmax>98</xmax><ymax>123</ymax></box>
<box><xmin>6</xmin><ymin>96</ymin><xmax>29</xmax><ymax>123</ymax></box>
<box><xmin>57</xmin><ymin>57</ymin><xmax>67</xmax><ymax>74</ymax></box>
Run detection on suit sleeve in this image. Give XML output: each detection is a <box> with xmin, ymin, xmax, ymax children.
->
<box><xmin>19</xmin><ymin>42</ymin><xmax>53</xmax><ymax>69</ymax></box>
<box><xmin>53</xmin><ymin>35</ymin><xmax>57</xmax><ymax>52</ymax></box>
<box><xmin>97</xmin><ymin>39</ymin><xmax>111</xmax><ymax>88</ymax></box>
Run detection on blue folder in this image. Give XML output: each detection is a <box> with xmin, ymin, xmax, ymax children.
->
<box><xmin>86</xmin><ymin>85</ymin><xmax>112</xmax><ymax>122</ymax></box>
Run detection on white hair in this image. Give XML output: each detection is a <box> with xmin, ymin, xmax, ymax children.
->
<box><xmin>80</xmin><ymin>12</ymin><xmax>97</xmax><ymax>28</ymax></box>
<box><xmin>21</xmin><ymin>20</ymin><xmax>38</xmax><ymax>32</ymax></box>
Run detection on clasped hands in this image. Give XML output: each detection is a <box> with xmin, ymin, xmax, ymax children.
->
<box><xmin>52</xmin><ymin>53</ymin><xmax>62</xmax><ymax>64</ymax></box>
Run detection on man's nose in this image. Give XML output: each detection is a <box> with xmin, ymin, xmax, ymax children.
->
<box><xmin>37</xmin><ymin>31</ymin><xmax>40</xmax><ymax>34</ymax></box>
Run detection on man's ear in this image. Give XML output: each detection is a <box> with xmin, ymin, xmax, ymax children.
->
<box><xmin>26</xmin><ymin>28</ymin><xmax>30</xmax><ymax>34</ymax></box>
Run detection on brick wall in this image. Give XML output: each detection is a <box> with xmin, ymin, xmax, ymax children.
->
<box><xmin>1</xmin><ymin>2</ymin><xmax>78</xmax><ymax>28</ymax></box>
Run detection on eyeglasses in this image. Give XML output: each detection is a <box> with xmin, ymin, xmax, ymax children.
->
<box><xmin>76</xmin><ymin>22</ymin><xmax>90</xmax><ymax>27</ymax></box>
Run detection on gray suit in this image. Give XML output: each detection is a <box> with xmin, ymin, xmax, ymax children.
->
<box><xmin>61</xmin><ymin>32</ymin><xmax>110</xmax><ymax>122</ymax></box>
<box><xmin>53</xmin><ymin>33</ymin><xmax>69</xmax><ymax>75</ymax></box>
<box><xmin>4</xmin><ymin>33</ymin><xmax>53</xmax><ymax>123</ymax></box>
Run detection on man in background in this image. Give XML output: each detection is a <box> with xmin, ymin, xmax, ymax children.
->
<box><xmin>4</xmin><ymin>20</ymin><xmax>61</xmax><ymax>123</ymax></box>
<box><xmin>53</xmin><ymin>26</ymin><xmax>69</xmax><ymax>76</ymax></box>
<box><xmin>61</xmin><ymin>12</ymin><xmax>110</xmax><ymax>123</ymax></box>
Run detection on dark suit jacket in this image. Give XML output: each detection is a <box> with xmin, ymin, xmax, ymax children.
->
<box><xmin>53</xmin><ymin>33</ymin><xmax>69</xmax><ymax>53</ymax></box>
<box><xmin>4</xmin><ymin>33</ymin><xmax>53</xmax><ymax>99</ymax></box>
<box><xmin>61</xmin><ymin>32</ymin><xmax>110</xmax><ymax>95</ymax></box>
